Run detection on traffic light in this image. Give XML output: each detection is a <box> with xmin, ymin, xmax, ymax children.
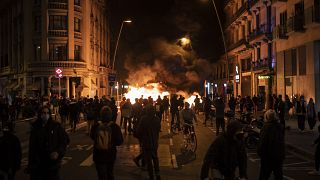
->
<box><xmin>55</xmin><ymin>68</ymin><xmax>63</xmax><ymax>78</ymax></box>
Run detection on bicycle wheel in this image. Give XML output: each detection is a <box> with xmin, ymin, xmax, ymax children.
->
<box><xmin>188</xmin><ymin>133</ymin><xmax>197</xmax><ymax>153</ymax></box>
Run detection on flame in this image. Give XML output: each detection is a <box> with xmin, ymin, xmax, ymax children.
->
<box><xmin>124</xmin><ymin>83</ymin><xmax>202</xmax><ymax>106</ymax></box>
<box><xmin>124</xmin><ymin>83</ymin><xmax>170</xmax><ymax>103</ymax></box>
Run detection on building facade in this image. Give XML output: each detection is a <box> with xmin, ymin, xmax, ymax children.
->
<box><xmin>0</xmin><ymin>0</ymin><xmax>112</xmax><ymax>98</ymax></box>
<box><xmin>274</xmin><ymin>0</ymin><xmax>320</xmax><ymax>108</ymax></box>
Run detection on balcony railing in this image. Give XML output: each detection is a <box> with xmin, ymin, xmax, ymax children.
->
<box><xmin>74</xmin><ymin>32</ymin><xmax>82</xmax><ymax>39</ymax></box>
<box><xmin>48</xmin><ymin>2</ymin><xmax>68</xmax><ymax>10</ymax></box>
<box><xmin>74</xmin><ymin>5</ymin><xmax>82</xmax><ymax>13</ymax></box>
<box><xmin>225</xmin><ymin>1</ymin><xmax>248</xmax><ymax>27</ymax></box>
<box><xmin>305</xmin><ymin>6</ymin><xmax>320</xmax><ymax>25</ymax></box>
<box><xmin>28</xmin><ymin>61</ymin><xmax>87</xmax><ymax>69</ymax></box>
<box><xmin>49</xmin><ymin>0</ymin><xmax>67</xmax><ymax>3</ymax></box>
<box><xmin>272</xmin><ymin>25</ymin><xmax>288</xmax><ymax>39</ymax></box>
<box><xmin>0</xmin><ymin>67</ymin><xmax>11</xmax><ymax>74</ymax></box>
<box><xmin>248</xmin><ymin>24</ymin><xmax>270</xmax><ymax>41</ymax></box>
<box><xmin>252</xmin><ymin>58</ymin><xmax>270</xmax><ymax>71</ymax></box>
<box><xmin>228</xmin><ymin>38</ymin><xmax>248</xmax><ymax>51</ymax></box>
<box><xmin>48</xmin><ymin>30</ymin><xmax>68</xmax><ymax>37</ymax></box>
<box><xmin>287</xmin><ymin>14</ymin><xmax>305</xmax><ymax>33</ymax></box>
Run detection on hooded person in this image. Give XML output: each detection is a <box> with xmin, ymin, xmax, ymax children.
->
<box><xmin>258</xmin><ymin>109</ymin><xmax>285</xmax><ymax>180</ymax></box>
<box><xmin>200</xmin><ymin>121</ymin><xmax>247</xmax><ymax>180</ymax></box>
<box><xmin>27</xmin><ymin>106</ymin><xmax>69</xmax><ymax>180</ymax></box>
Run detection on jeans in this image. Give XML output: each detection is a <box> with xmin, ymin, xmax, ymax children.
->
<box><xmin>259</xmin><ymin>160</ymin><xmax>283</xmax><ymax>180</ymax></box>
<box><xmin>144</xmin><ymin>150</ymin><xmax>160</xmax><ymax>180</ymax></box>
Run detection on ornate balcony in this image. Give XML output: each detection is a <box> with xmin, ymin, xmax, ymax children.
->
<box><xmin>48</xmin><ymin>30</ymin><xmax>68</xmax><ymax>37</ymax></box>
<box><xmin>74</xmin><ymin>32</ymin><xmax>82</xmax><ymax>39</ymax></box>
<box><xmin>225</xmin><ymin>1</ymin><xmax>248</xmax><ymax>28</ymax></box>
<box><xmin>228</xmin><ymin>38</ymin><xmax>249</xmax><ymax>51</ymax></box>
<box><xmin>48</xmin><ymin>2</ymin><xmax>67</xmax><ymax>10</ymax></box>
<box><xmin>272</xmin><ymin>25</ymin><xmax>288</xmax><ymax>39</ymax></box>
<box><xmin>252</xmin><ymin>58</ymin><xmax>270</xmax><ymax>71</ymax></box>
<box><xmin>74</xmin><ymin>5</ymin><xmax>82</xmax><ymax>13</ymax></box>
<box><xmin>287</xmin><ymin>15</ymin><xmax>305</xmax><ymax>33</ymax></box>
<box><xmin>0</xmin><ymin>67</ymin><xmax>11</xmax><ymax>75</ymax></box>
<box><xmin>28</xmin><ymin>61</ymin><xmax>87</xmax><ymax>70</ymax></box>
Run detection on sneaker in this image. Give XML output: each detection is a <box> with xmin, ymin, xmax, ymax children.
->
<box><xmin>133</xmin><ymin>158</ymin><xmax>140</xmax><ymax>167</ymax></box>
<box><xmin>308</xmin><ymin>170</ymin><xmax>320</xmax><ymax>175</ymax></box>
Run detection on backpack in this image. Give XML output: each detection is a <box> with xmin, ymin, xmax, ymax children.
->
<box><xmin>94</xmin><ymin>121</ymin><xmax>113</xmax><ymax>150</ymax></box>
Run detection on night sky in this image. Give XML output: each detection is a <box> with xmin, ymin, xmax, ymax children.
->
<box><xmin>109</xmin><ymin>0</ymin><xmax>224</xmax><ymax>89</ymax></box>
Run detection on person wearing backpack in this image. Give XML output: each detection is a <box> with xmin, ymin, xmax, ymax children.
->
<box><xmin>90</xmin><ymin>106</ymin><xmax>123</xmax><ymax>180</ymax></box>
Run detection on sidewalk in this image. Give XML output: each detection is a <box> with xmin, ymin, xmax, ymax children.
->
<box><xmin>253</xmin><ymin>111</ymin><xmax>320</xmax><ymax>159</ymax></box>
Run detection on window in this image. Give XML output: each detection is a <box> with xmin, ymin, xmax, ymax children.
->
<box><xmin>298</xmin><ymin>46</ymin><xmax>306</xmax><ymax>75</ymax></box>
<box><xmin>49</xmin><ymin>44</ymin><xmax>67</xmax><ymax>61</ymax></box>
<box><xmin>74</xmin><ymin>18</ymin><xmax>81</xmax><ymax>32</ymax></box>
<box><xmin>74</xmin><ymin>45</ymin><xmax>81</xmax><ymax>61</ymax></box>
<box><xmin>74</xmin><ymin>0</ymin><xmax>80</xmax><ymax>6</ymax></box>
<box><xmin>280</xmin><ymin>11</ymin><xmax>287</xmax><ymax>26</ymax></box>
<box><xmin>34</xmin><ymin>45</ymin><xmax>41</xmax><ymax>61</ymax></box>
<box><xmin>34</xmin><ymin>16</ymin><xmax>41</xmax><ymax>33</ymax></box>
<box><xmin>49</xmin><ymin>16</ymin><xmax>68</xmax><ymax>30</ymax></box>
<box><xmin>284</xmin><ymin>49</ymin><xmax>297</xmax><ymax>76</ymax></box>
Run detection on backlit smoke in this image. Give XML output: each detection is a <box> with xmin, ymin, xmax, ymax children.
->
<box><xmin>124</xmin><ymin>38</ymin><xmax>214</xmax><ymax>93</ymax></box>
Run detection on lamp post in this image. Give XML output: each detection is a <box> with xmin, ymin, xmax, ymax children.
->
<box><xmin>112</xmin><ymin>20</ymin><xmax>132</xmax><ymax>71</ymax></box>
<box><xmin>179</xmin><ymin>36</ymin><xmax>193</xmax><ymax>51</ymax></box>
<box><xmin>209</xmin><ymin>0</ymin><xmax>229</xmax><ymax>82</ymax></box>
<box><xmin>110</xmin><ymin>19</ymin><xmax>131</xmax><ymax>100</ymax></box>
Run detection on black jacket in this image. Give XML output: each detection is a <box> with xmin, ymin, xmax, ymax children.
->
<box><xmin>136</xmin><ymin>114</ymin><xmax>161</xmax><ymax>151</ymax></box>
<box><xmin>28</xmin><ymin>119</ymin><xmax>69</xmax><ymax>171</ymax></box>
<box><xmin>0</xmin><ymin>132</ymin><xmax>22</xmax><ymax>172</ymax></box>
<box><xmin>203</xmin><ymin>134</ymin><xmax>247</xmax><ymax>178</ymax></box>
<box><xmin>258</xmin><ymin>121</ymin><xmax>285</xmax><ymax>162</ymax></box>
<box><xmin>90</xmin><ymin>122</ymin><xmax>123</xmax><ymax>163</ymax></box>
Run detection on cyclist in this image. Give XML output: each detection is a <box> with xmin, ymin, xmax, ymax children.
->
<box><xmin>180</xmin><ymin>102</ymin><xmax>197</xmax><ymax>137</ymax></box>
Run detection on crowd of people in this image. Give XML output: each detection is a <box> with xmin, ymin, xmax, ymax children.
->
<box><xmin>0</xmin><ymin>92</ymin><xmax>320</xmax><ymax>179</ymax></box>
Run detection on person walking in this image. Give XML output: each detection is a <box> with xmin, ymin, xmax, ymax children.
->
<box><xmin>0</xmin><ymin>126</ymin><xmax>21</xmax><ymax>180</ymax></box>
<box><xmin>203</xmin><ymin>97</ymin><xmax>212</xmax><ymax>126</ymax></box>
<box><xmin>308</xmin><ymin>125</ymin><xmax>320</xmax><ymax>175</ymax></box>
<box><xmin>27</xmin><ymin>106</ymin><xmax>69</xmax><ymax>180</ymax></box>
<box><xmin>296</xmin><ymin>96</ymin><xmax>306</xmax><ymax>132</ymax></box>
<box><xmin>258</xmin><ymin>109</ymin><xmax>285</xmax><ymax>180</ymax></box>
<box><xmin>307</xmin><ymin>98</ymin><xmax>317</xmax><ymax>130</ymax></box>
<box><xmin>278</xmin><ymin>95</ymin><xmax>286</xmax><ymax>129</ymax></box>
<box><xmin>200</xmin><ymin>121</ymin><xmax>247</xmax><ymax>180</ymax></box>
<box><xmin>214</xmin><ymin>97</ymin><xmax>225</xmax><ymax>136</ymax></box>
<box><xmin>170</xmin><ymin>94</ymin><xmax>180</xmax><ymax>130</ymax></box>
<box><xmin>135</xmin><ymin>105</ymin><xmax>161</xmax><ymax>180</ymax></box>
<box><xmin>121</xmin><ymin>99</ymin><xmax>133</xmax><ymax>135</ymax></box>
<box><xmin>90</xmin><ymin>106</ymin><xmax>123</xmax><ymax>180</ymax></box>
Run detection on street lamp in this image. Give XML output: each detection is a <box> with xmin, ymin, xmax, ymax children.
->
<box><xmin>179</xmin><ymin>36</ymin><xmax>193</xmax><ymax>51</ymax></box>
<box><xmin>112</xmin><ymin>19</ymin><xmax>132</xmax><ymax>71</ymax></box>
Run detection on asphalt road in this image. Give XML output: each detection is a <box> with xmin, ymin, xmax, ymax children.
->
<box><xmin>7</xmin><ymin>114</ymin><xmax>320</xmax><ymax>180</ymax></box>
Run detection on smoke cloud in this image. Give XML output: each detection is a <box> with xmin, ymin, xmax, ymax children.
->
<box><xmin>124</xmin><ymin>38</ymin><xmax>214</xmax><ymax>93</ymax></box>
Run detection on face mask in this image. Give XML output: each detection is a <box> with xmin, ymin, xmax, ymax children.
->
<box><xmin>41</xmin><ymin>114</ymin><xmax>50</xmax><ymax>123</ymax></box>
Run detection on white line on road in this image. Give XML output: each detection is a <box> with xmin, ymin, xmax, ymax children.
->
<box><xmin>168</xmin><ymin>129</ymin><xmax>171</xmax><ymax>134</ymax></box>
<box><xmin>86</xmin><ymin>145</ymin><xmax>93</xmax><ymax>151</ymax></box>
<box><xmin>80</xmin><ymin>154</ymin><xmax>93</xmax><ymax>167</ymax></box>
<box><xmin>170</xmin><ymin>138</ymin><xmax>173</xmax><ymax>146</ymax></box>
<box><xmin>283</xmin><ymin>175</ymin><xmax>295</xmax><ymax>180</ymax></box>
<box><xmin>167</xmin><ymin>123</ymin><xmax>170</xmax><ymax>127</ymax></box>
<box><xmin>283</xmin><ymin>161</ymin><xmax>310</xmax><ymax>166</ymax></box>
<box><xmin>249</xmin><ymin>158</ymin><xmax>261</xmax><ymax>162</ymax></box>
<box><xmin>171</xmin><ymin>154</ymin><xmax>178</xmax><ymax>169</ymax></box>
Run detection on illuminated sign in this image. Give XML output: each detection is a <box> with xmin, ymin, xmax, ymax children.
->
<box><xmin>258</xmin><ymin>75</ymin><xmax>270</xmax><ymax>80</ymax></box>
<box><xmin>235</xmin><ymin>65</ymin><xmax>240</xmax><ymax>83</ymax></box>
<box><xmin>55</xmin><ymin>68</ymin><xmax>63</xmax><ymax>78</ymax></box>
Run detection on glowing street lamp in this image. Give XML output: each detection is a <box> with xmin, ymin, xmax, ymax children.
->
<box><xmin>179</xmin><ymin>36</ymin><xmax>193</xmax><ymax>51</ymax></box>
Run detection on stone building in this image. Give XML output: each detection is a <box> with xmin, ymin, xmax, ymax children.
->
<box><xmin>0</xmin><ymin>0</ymin><xmax>111</xmax><ymax>98</ymax></box>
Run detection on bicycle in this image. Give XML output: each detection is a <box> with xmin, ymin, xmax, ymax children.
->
<box><xmin>181</xmin><ymin>123</ymin><xmax>197</xmax><ymax>153</ymax></box>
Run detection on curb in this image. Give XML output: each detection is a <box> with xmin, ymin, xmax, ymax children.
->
<box><xmin>285</xmin><ymin>143</ymin><xmax>314</xmax><ymax>160</ymax></box>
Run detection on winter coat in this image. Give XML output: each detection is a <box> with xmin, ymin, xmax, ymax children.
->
<box><xmin>0</xmin><ymin>132</ymin><xmax>21</xmax><ymax>173</ymax></box>
<box><xmin>214</xmin><ymin>99</ymin><xmax>225</xmax><ymax>119</ymax></box>
<box><xmin>90</xmin><ymin>122</ymin><xmax>123</xmax><ymax>163</ymax></box>
<box><xmin>307</xmin><ymin>102</ymin><xmax>316</xmax><ymax>118</ymax></box>
<box><xmin>135</xmin><ymin>111</ymin><xmax>161</xmax><ymax>151</ymax></box>
<box><xmin>258</xmin><ymin>120</ymin><xmax>285</xmax><ymax>162</ymax></box>
<box><xmin>28</xmin><ymin>119</ymin><xmax>69</xmax><ymax>171</ymax></box>
<box><xmin>203</xmin><ymin>134</ymin><xmax>247</xmax><ymax>178</ymax></box>
<box><xmin>180</xmin><ymin>108</ymin><xmax>196</xmax><ymax>124</ymax></box>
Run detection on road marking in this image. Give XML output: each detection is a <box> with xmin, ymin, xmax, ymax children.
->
<box><xmin>283</xmin><ymin>175</ymin><xmax>295</xmax><ymax>180</ymax></box>
<box><xmin>86</xmin><ymin>144</ymin><xmax>93</xmax><ymax>151</ymax></box>
<box><xmin>167</xmin><ymin>123</ymin><xmax>170</xmax><ymax>127</ymax></box>
<box><xmin>249</xmin><ymin>158</ymin><xmax>261</xmax><ymax>162</ymax></box>
<box><xmin>168</xmin><ymin>129</ymin><xmax>171</xmax><ymax>134</ymax></box>
<box><xmin>283</xmin><ymin>167</ymin><xmax>314</xmax><ymax>171</ymax></box>
<box><xmin>80</xmin><ymin>154</ymin><xmax>93</xmax><ymax>167</ymax></box>
<box><xmin>171</xmin><ymin>154</ymin><xmax>178</xmax><ymax>169</ymax></box>
<box><xmin>170</xmin><ymin>138</ymin><xmax>173</xmax><ymax>146</ymax></box>
<box><xmin>283</xmin><ymin>161</ymin><xmax>310</xmax><ymax>166</ymax></box>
